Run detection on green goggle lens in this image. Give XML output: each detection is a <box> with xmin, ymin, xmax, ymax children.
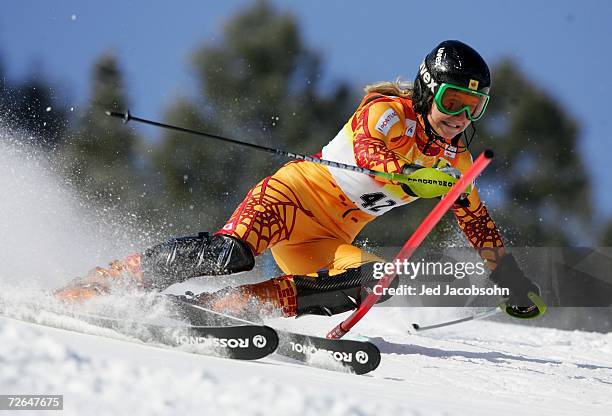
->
<box><xmin>434</xmin><ymin>83</ymin><xmax>490</xmax><ymax>121</ymax></box>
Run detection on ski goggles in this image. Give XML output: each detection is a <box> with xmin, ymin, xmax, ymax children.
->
<box><xmin>434</xmin><ymin>83</ymin><xmax>490</xmax><ymax>121</ymax></box>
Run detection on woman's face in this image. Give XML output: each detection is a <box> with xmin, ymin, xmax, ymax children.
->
<box><xmin>427</xmin><ymin>104</ymin><xmax>471</xmax><ymax>140</ymax></box>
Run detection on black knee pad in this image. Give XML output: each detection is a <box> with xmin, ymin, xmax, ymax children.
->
<box><xmin>294</xmin><ymin>262</ymin><xmax>398</xmax><ymax>317</ymax></box>
<box><xmin>142</xmin><ymin>233</ymin><xmax>255</xmax><ymax>289</ymax></box>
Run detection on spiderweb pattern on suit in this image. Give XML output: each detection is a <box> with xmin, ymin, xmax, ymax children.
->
<box><xmin>352</xmin><ymin>102</ymin><xmax>405</xmax><ymax>175</ymax></box>
<box><xmin>453</xmin><ymin>201</ymin><xmax>504</xmax><ymax>267</ymax></box>
<box><xmin>217</xmin><ymin>176</ymin><xmax>313</xmax><ymax>255</ymax></box>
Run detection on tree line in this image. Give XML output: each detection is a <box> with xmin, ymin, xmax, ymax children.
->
<box><xmin>1</xmin><ymin>0</ymin><xmax>609</xmax><ymax>249</ymax></box>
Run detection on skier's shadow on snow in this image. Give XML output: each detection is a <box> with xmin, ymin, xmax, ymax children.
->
<box><xmin>369</xmin><ymin>337</ymin><xmax>612</xmax><ymax>371</ymax></box>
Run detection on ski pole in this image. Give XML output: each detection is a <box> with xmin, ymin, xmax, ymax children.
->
<box><xmin>106</xmin><ymin>110</ymin><xmax>428</xmax><ymax>187</ymax></box>
<box><xmin>326</xmin><ymin>150</ymin><xmax>494</xmax><ymax>339</ymax></box>
<box><xmin>410</xmin><ymin>307</ymin><xmax>501</xmax><ymax>332</ymax></box>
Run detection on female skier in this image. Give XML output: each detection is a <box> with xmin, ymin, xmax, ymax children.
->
<box><xmin>55</xmin><ymin>40</ymin><xmax>544</xmax><ymax>320</ymax></box>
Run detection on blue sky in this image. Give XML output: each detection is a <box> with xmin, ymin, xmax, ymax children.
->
<box><xmin>1</xmin><ymin>0</ymin><xmax>611</xmax><ymax>219</ymax></box>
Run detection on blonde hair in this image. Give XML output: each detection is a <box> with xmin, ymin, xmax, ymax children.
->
<box><xmin>364</xmin><ymin>78</ymin><xmax>413</xmax><ymax>98</ymax></box>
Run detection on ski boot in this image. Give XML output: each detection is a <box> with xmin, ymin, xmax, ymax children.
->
<box><xmin>175</xmin><ymin>277</ymin><xmax>295</xmax><ymax>320</ymax></box>
<box><xmin>171</xmin><ymin>264</ymin><xmax>393</xmax><ymax>320</ymax></box>
<box><xmin>54</xmin><ymin>253</ymin><xmax>144</xmax><ymax>302</ymax></box>
<box><xmin>53</xmin><ymin>232</ymin><xmax>255</xmax><ymax>303</ymax></box>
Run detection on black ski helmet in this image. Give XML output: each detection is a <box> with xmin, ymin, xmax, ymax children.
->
<box><xmin>413</xmin><ymin>40</ymin><xmax>491</xmax><ymax>117</ymax></box>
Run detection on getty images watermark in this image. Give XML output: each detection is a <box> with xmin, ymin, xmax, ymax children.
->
<box><xmin>372</xmin><ymin>259</ymin><xmax>510</xmax><ymax>297</ymax></box>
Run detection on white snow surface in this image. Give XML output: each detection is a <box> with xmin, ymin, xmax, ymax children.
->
<box><xmin>1</xmin><ymin>292</ymin><xmax>611</xmax><ymax>416</ymax></box>
<box><xmin>1</xmin><ymin>122</ymin><xmax>612</xmax><ymax>415</ymax></box>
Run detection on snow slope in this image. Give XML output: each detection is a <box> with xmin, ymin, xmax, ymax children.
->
<box><xmin>1</xmin><ymin>121</ymin><xmax>611</xmax><ymax>415</ymax></box>
<box><xmin>1</xmin><ymin>299</ymin><xmax>611</xmax><ymax>416</ymax></box>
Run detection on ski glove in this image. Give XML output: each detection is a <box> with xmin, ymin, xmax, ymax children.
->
<box><xmin>488</xmin><ymin>254</ymin><xmax>547</xmax><ymax>319</ymax></box>
<box><xmin>435</xmin><ymin>166</ymin><xmax>471</xmax><ymax>207</ymax></box>
<box><xmin>400</xmin><ymin>164</ymin><xmax>470</xmax><ymax>204</ymax></box>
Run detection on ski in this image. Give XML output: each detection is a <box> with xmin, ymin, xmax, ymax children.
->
<box><xmin>275</xmin><ymin>330</ymin><xmax>381</xmax><ymax>375</ymax></box>
<box><xmin>169</xmin><ymin>298</ymin><xmax>381</xmax><ymax>375</ymax></box>
<box><xmin>15</xmin><ymin>307</ymin><xmax>279</xmax><ymax>360</ymax></box>
<box><xmin>94</xmin><ymin>315</ymin><xmax>278</xmax><ymax>360</ymax></box>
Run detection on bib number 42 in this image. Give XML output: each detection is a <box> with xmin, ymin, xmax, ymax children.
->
<box><xmin>360</xmin><ymin>192</ymin><xmax>396</xmax><ymax>213</ymax></box>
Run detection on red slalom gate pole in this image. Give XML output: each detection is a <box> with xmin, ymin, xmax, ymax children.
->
<box><xmin>326</xmin><ymin>149</ymin><xmax>495</xmax><ymax>339</ymax></box>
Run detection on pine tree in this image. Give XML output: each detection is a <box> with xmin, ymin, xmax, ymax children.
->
<box><xmin>601</xmin><ymin>223</ymin><xmax>612</xmax><ymax>246</ymax></box>
<box><xmin>62</xmin><ymin>52</ymin><xmax>144</xmax><ymax>212</ymax></box>
<box><xmin>0</xmin><ymin>58</ymin><xmax>68</xmax><ymax>148</ymax></box>
<box><xmin>472</xmin><ymin>59</ymin><xmax>592</xmax><ymax>245</ymax></box>
<box><xmin>154</xmin><ymin>0</ymin><xmax>355</xmax><ymax>232</ymax></box>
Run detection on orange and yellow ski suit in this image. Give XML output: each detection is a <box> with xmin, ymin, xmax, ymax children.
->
<box><xmin>217</xmin><ymin>93</ymin><xmax>504</xmax><ymax>279</ymax></box>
